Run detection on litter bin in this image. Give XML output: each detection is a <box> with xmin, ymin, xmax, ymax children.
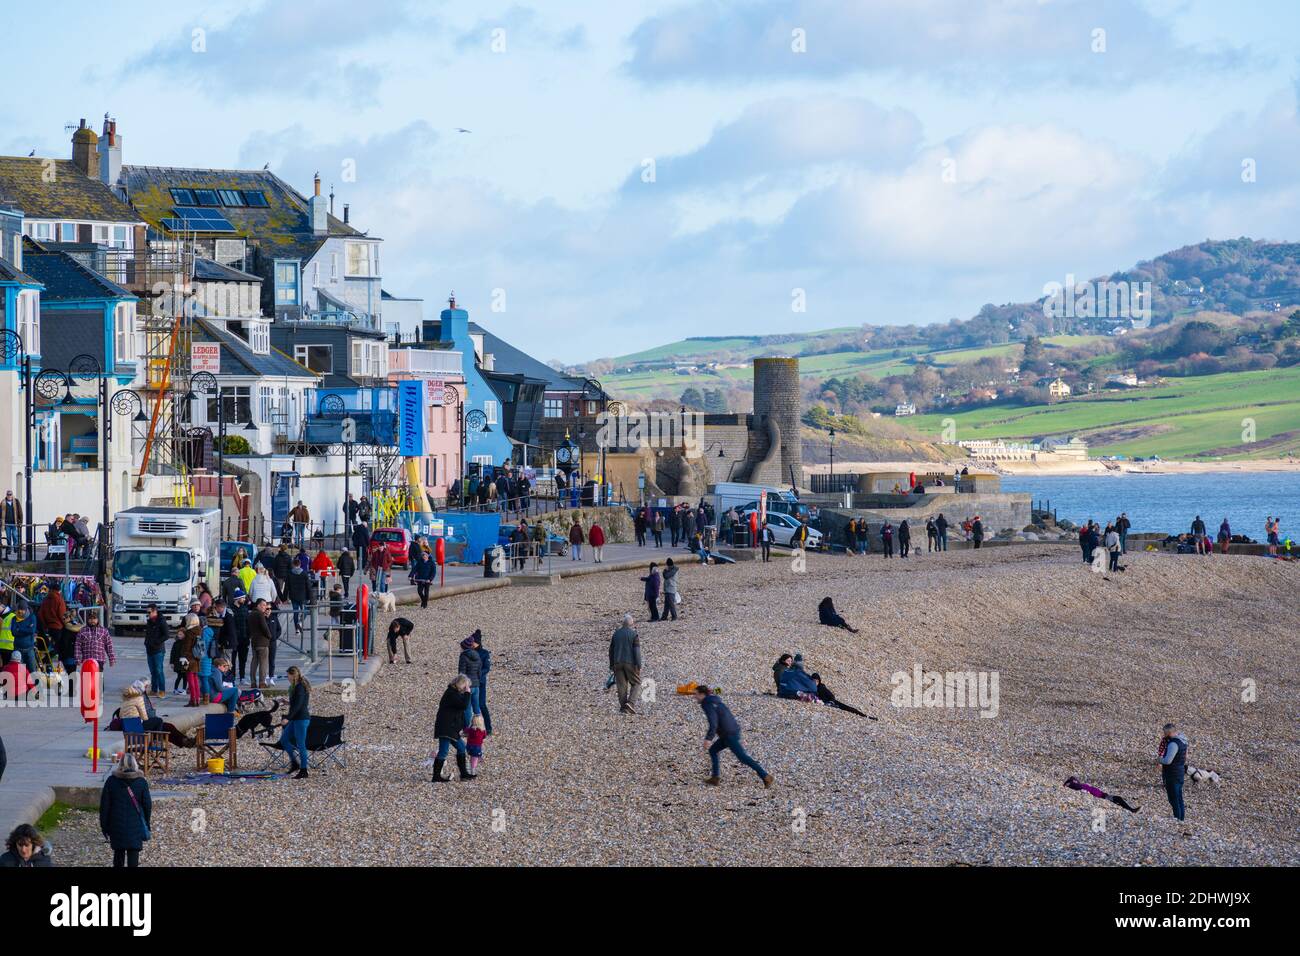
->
<box><xmin>483</xmin><ymin>546</ymin><xmax>505</xmax><ymax>578</ymax></box>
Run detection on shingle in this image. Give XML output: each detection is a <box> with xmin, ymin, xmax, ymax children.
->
<box><xmin>0</xmin><ymin>157</ymin><xmax>141</xmax><ymax>222</ymax></box>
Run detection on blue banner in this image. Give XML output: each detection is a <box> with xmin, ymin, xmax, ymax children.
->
<box><xmin>397</xmin><ymin>380</ymin><xmax>424</xmax><ymax>456</ymax></box>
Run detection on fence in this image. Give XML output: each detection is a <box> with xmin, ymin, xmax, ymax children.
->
<box><xmin>809</xmin><ymin>473</ymin><xmax>861</xmax><ymax>494</ymax></box>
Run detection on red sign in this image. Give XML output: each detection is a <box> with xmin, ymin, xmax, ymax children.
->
<box><xmin>191</xmin><ymin>342</ymin><xmax>221</xmax><ymax>375</ymax></box>
<box><xmin>78</xmin><ymin>659</ymin><xmax>101</xmax><ymax>721</ymax></box>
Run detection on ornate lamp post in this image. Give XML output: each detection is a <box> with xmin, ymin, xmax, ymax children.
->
<box><xmin>0</xmin><ymin>330</ymin><xmax>35</xmax><ymax>560</ymax></box>
<box><xmin>191</xmin><ymin>370</ymin><xmax>257</xmax><ymax>530</ymax></box>
<box><xmin>829</xmin><ymin>426</ymin><xmax>836</xmax><ymax>481</ymax></box>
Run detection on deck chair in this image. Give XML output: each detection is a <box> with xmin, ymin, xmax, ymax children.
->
<box><xmin>195</xmin><ymin>712</ymin><xmax>238</xmax><ymax>772</ymax></box>
<box><xmin>121</xmin><ymin>716</ymin><xmax>171</xmax><ymax>774</ymax></box>
<box><xmin>258</xmin><ymin>715</ymin><xmax>347</xmax><ymax>772</ymax></box>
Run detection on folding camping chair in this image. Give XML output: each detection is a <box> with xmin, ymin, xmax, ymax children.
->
<box><xmin>195</xmin><ymin>712</ymin><xmax>238</xmax><ymax>771</ymax></box>
<box><xmin>121</xmin><ymin>717</ymin><xmax>171</xmax><ymax>774</ymax></box>
<box><xmin>258</xmin><ymin>715</ymin><xmax>347</xmax><ymax>772</ymax></box>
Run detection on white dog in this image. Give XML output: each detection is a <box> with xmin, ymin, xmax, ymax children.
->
<box><xmin>1187</xmin><ymin>765</ymin><xmax>1222</xmax><ymax>785</ymax></box>
<box><xmin>372</xmin><ymin>591</ymin><xmax>397</xmax><ymax>612</ymax></box>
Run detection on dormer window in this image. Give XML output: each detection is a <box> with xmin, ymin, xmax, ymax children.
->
<box><xmin>249</xmin><ymin>320</ymin><xmax>271</xmax><ymax>355</ymax></box>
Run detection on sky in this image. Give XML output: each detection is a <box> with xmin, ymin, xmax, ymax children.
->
<box><xmin>4</xmin><ymin>0</ymin><xmax>1300</xmax><ymax>362</ymax></box>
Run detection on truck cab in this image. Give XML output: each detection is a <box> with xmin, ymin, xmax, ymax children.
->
<box><xmin>110</xmin><ymin>507</ymin><xmax>220</xmax><ymax>629</ymax></box>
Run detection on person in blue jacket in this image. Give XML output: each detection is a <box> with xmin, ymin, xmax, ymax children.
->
<box><xmin>10</xmin><ymin>606</ymin><xmax>37</xmax><ymax>675</ymax></box>
<box><xmin>692</xmin><ymin>685</ymin><xmax>773</xmax><ymax>788</ymax></box>
<box><xmin>777</xmin><ymin>653</ymin><xmax>819</xmax><ymax>700</ymax></box>
<box><xmin>99</xmin><ymin>754</ymin><xmax>151</xmax><ymax>867</ymax></box>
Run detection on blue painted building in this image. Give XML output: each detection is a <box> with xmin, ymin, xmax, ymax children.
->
<box><xmin>435</xmin><ymin>296</ymin><xmax>513</xmax><ymax>468</ymax></box>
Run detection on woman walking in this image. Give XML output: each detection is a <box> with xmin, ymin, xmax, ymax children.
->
<box><xmin>569</xmin><ymin>518</ymin><xmax>585</xmax><ymax>561</ymax></box>
<box><xmin>412</xmin><ymin>549</ymin><xmax>436</xmax><ymax>608</ymax></box>
<box><xmin>99</xmin><ymin>754</ymin><xmax>151</xmax><ymax>868</ymax></box>
<box><xmin>431</xmin><ymin>675</ymin><xmax>476</xmax><ymax>782</ymax></box>
<box><xmin>588</xmin><ymin>521</ymin><xmax>605</xmax><ymax>563</ymax></box>
<box><xmin>281</xmin><ymin>666</ymin><xmax>311</xmax><ymax>778</ymax></box>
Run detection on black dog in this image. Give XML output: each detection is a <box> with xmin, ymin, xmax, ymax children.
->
<box><xmin>236</xmin><ymin>699</ymin><xmax>284</xmax><ymax>739</ymax></box>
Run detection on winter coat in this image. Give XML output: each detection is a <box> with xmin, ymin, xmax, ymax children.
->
<box><xmin>37</xmin><ymin>588</ymin><xmax>67</xmax><ymax>633</ymax></box>
<box><xmin>412</xmin><ymin>555</ymin><xmax>436</xmax><ymax>583</ymax></box>
<box><xmin>434</xmin><ymin>685</ymin><xmax>472</xmax><ymax>739</ymax></box>
<box><xmin>286</xmin><ymin>568</ymin><xmax>313</xmax><ymax>603</ymax></box>
<box><xmin>778</xmin><ymin>664</ymin><xmax>818</xmax><ymax>699</ymax></box>
<box><xmin>100</xmin><ymin>771</ymin><xmax>152</xmax><ymax>851</ymax></box>
<box><xmin>337</xmin><ymin>552</ymin><xmax>356</xmax><ymax>578</ymax></box>
<box><xmin>286</xmin><ymin>680</ymin><xmax>310</xmax><ymax>722</ymax></box>
<box><xmin>249</xmin><ymin>612</ymin><xmax>273</xmax><ymax>650</ymax></box>
<box><xmin>609</xmin><ymin>625</ymin><xmax>641</xmax><ymax>668</ymax></box>
<box><xmin>641</xmin><ymin>570</ymin><xmax>661</xmax><ymax>600</ymax></box>
<box><xmin>569</xmin><ymin>524</ymin><xmax>585</xmax><ymax>545</ymax></box>
<box><xmin>698</xmin><ymin>693</ymin><xmax>741</xmax><ymax>740</ymax></box>
<box><xmin>272</xmin><ymin>551</ymin><xmax>293</xmax><ymax>580</ymax></box>
<box><xmin>588</xmin><ymin>524</ymin><xmax>606</xmax><ymax>547</ymax></box>
<box><xmin>250</xmin><ymin>573</ymin><xmax>277</xmax><ymax>605</ymax></box>
<box><xmin>176</xmin><ymin>630</ymin><xmax>201</xmax><ymax>674</ymax></box>
<box><xmin>143</xmin><ymin>615</ymin><xmax>169</xmax><ymax>655</ymax></box>
<box><xmin>662</xmin><ymin>564</ymin><xmax>679</xmax><ymax>594</ymax></box>
<box><xmin>458</xmin><ymin>647</ymin><xmax>482</xmax><ymax>682</ymax></box>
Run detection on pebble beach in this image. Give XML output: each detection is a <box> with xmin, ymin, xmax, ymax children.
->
<box><xmin>51</xmin><ymin>546</ymin><xmax>1299</xmax><ymax>866</ymax></box>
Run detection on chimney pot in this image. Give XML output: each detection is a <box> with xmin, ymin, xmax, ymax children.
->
<box><xmin>313</xmin><ymin>172</ymin><xmax>321</xmax><ymax>197</ymax></box>
<box><xmin>343</xmin><ymin>203</ymin><xmax>350</xmax><ymax>224</ymax></box>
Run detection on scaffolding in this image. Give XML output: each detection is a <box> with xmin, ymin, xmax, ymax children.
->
<box><xmin>70</xmin><ymin>236</ymin><xmax>201</xmax><ymax>499</ymax></box>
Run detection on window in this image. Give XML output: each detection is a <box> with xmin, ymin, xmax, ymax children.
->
<box><xmin>586</xmin><ymin>400</ymin><xmax>598</xmax><ymax>414</ymax></box>
<box><xmin>330</xmin><ymin>252</ymin><xmax>338</xmax><ymax>282</ymax></box>
<box><xmin>258</xmin><ymin>386</ymin><xmax>274</xmax><ymax>424</ymax></box>
<box><xmin>111</xmin><ymin>225</ymin><xmax>128</xmax><ymax>249</ymax></box>
<box><xmin>312</xmin><ymin>262</ymin><xmax>320</xmax><ymax>288</ymax></box>
<box><xmin>92</xmin><ymin>224</ymin><xmax>109</xmax><ymax>245</ymax></box>
<box><xmin>274</xmin><ymin>260</ymin><xmax>299</xmax><ymax>305</ymax></box>
<box><xmin>18</xmin><ymin>291</ymin><xmax>40</xmax><ymax>357</ymax></box>
<box><xmin>241</xmin><ymin>190</ymin><xmax>269</xmax><ymax>207</ymax></box>
<box><xmin>192</xmin><ymin>189</ymin><xmax>220</xmax><ymax>207</ymax></box>
<box><xmin>170</xmin><ymin>188</ymin><xmax>196</xmax><ymax>205</ymax></box>
<box><xmin>249</xmin><ymin>321</ymin><xmax>270</xmax><ymax>355</ymax></box>
<box><xmin>60</xmin><ymin>222</ymin><xmax>77</xmax><ymax>242</ymax></box>
<box><xmin>31</xmin><ymin>222</ymin><xmax>54</xmax><ymax>241</ymax></box>
<box><xmin>113</xmin><ymin>302</ymin><xmax>135</xmax><ymax>363</ymax></box>
<box><xmin>544</xmin><ymin>398</ymin><xmax>563</xmax><ymax>418</ymax></box>
<box><xmin>345</xmin><ymin>242</ymin><xmax>371</xmax><ymax>277</ymax></box>
<box><xmin>350</xmin><ymin>340</ymin><xmax>387</xmax><ymax>378</ymax></box>
<box><xmin>294</xmin><ymin>344</ymin><xmax>332</xmax><ymax>373</ymax></box>
<box><xmin>217</xmin><ymin>189</ymin><xmax>245</xmax><ymax>207</ymax></box>
<box><xmin>207</xmin><ymin>386</ymin><xmax>251</xmax><ymax>424</ymax></box>
<box><xmin>472</xmin><ymin>455</ymin><xmax>493</xmax><ymax>466</ymax></box>
<box><xmin>483</xmin><ymin>399</ymin><xmax>498</xmax><ymax>425</ymax></box>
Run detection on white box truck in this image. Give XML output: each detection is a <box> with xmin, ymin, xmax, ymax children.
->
<box><xmin>110</xmin><ymin>506</ymin><xmax>220</xmax><ymax>629</ymax></box>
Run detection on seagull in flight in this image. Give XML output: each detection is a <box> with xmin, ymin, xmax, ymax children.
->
<box><xmin>455</xmin><ymin>128</ymin><xmax>472</xmax><ymax>134</ymax></box>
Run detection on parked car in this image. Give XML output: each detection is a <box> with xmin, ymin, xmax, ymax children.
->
<box><xmin>221</xmin><ymin>540</ymin><xmax>257</xmax><ymax>575</ymax></box>
<box><xmin>497</xmin><ymin>525</ymin><xmax>569</xmax><ymax>556</ymax></box>
<box><xmin>742</xmin><ymin>510</ymin><xmax>823</xmax><ymax>548</ymax></box>
<box><xmin>368</xmin><ymin>527</ymin><xmax>413</xmax><ymax>568</ymax></box>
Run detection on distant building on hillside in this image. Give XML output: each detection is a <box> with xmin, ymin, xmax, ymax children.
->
<box><xmin>1041</xmin><ymin>436</ymin><xmax>1088</xmax><ymax>459</ymax></box>
<box><xmin>894</xmin><ymin>403</ymin><xmax>916</xmax><ymax>416</ymax></box>
<box><xmin>1047</xmin><ymin>377</ymin><xmax>1071</xmax><ymax>400</ymax></box>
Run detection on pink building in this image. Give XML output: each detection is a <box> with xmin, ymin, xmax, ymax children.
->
<box><xmin>389</xmin><ymin>347</ymin><xmax>465</xmax><ymax>499</ymax></box>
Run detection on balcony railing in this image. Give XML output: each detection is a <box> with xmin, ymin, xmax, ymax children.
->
<box><xmin>284</xmin><ymin>308</ymin><xmax>380</xmax><ymax>332</ymax></box>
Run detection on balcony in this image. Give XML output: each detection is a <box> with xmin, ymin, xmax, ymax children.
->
<box><xmin>282</xmin><ymin>307</ymin><xmax>380</xmax><ymax>332</ymax></box>
<box><xmin>389</xmin><ymin>348</ymin><xmax>463</xmax><ymax>377</ymax></box>
<box><xmin>303</xmin><ymin>385</ymin><xmax>397</xmax><ymax>445</ymax></box>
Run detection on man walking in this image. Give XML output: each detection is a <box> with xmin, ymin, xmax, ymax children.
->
<box><xmin>1</xmin><ymin>491</ymin><xmax>21</xmax><ymax>562</ymax></box>
<box><xmin>1116</xmin><ymin>512</ymin><xmax>1131</xmax><ymax>554</ymax></box>
<box><xmin>1157</xmin><ymin>722</ymin><xmax>1188</xmax><ymax>822</ymax></box>
<box><xmin>971</xmin><ymin>515</ymin><xmax>984</xmax><ymax>550</ymax></box>
<box><xmin>693</xmin><ymin>685</ymin><xmax>773</xmax><ymax>788</ymax></box>
<box><xmin>760</xmin><ymin>521</ymin><xmax>774</xmax><ymax>562</ymax></box>
<box><xmin>289</xmin><ymin>500</ymin><xmax>310</xmax><ymax>547</ymax></box>
<box><xmin>935</xmin><ymin>513</ymin><xmax>948</xmax><ymax>551</ymax></box>
<box><xmin>249</xmin><ymin>599</ymin><xmax>273</xmax><ymax>689</ymax></box>
<box><xmin>661</xmin><ymin>558</ymin><xmax>679</xmax><ymax>620</ymax></box>
<box><xmin>1191</xmin><ymin>515</ymin><xmax>1207</xmax><ymax>555</ymax></box>
<box><xmin>609</xmin><ymin>613</ymin><xmax>642</xmax><ymax>714</ymax></box>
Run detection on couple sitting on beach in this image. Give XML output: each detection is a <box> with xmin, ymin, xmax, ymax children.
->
<box><xmin>771</xmin><ymin>653</ymin><xmax>873</xmax><ymax>719</ymax></box>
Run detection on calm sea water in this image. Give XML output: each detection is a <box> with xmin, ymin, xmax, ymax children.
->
<box><xmin>999</xmin><ymin>472</ymin><xmax>1300</xmax><ymax>535</ymax></box>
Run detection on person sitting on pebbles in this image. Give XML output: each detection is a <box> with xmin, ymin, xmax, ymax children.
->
<box><xmin>817</xmin><ymin>597</ymin><xmax>859</xmax><ymax>633</ymax></box>
<box><xmin>777</xmin><ymin>654</ymin><xmax>821</xmax><ymax>703</ymax></box>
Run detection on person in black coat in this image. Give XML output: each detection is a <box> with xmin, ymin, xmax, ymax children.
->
<box><xmin>271</xmin><ymin>546</ymin><xmax>293</xmax><ymax>600</ymax></box>
<box><xmin>431</xmin><ymin>676</ymin><xmax>476</xmax><ymax>782</ymax></box>
<box><xmin>817</xmin><ymin>597</ymin><xmax>859</xmax><ymax>633</ymax></box>
<box><xmin>99</xmin><ymin>754</ymin><xmax>151</xmax><ymax>867</ymax></box>
<box><xmin>640</xmin><ymin>563</ymin><xmax>662</xmax><ymax>622</ymax></box>
<box><xmin>230</xmin><ymin>594</ymin><xmax>251</xmax><ymax>682</ymax></box>
<box><xmin>0</xmin><ymin>823</ymin><xmax>53</xmax><ymax>867</ymax></box>
<box><xmin>458</xmin><ymin>633</ymin><xmax>483</xmax><ymax>724</ymax></box>
<box><xmin>386</xmin><ymin>618</ymin><xmax>414</xmax><ymax>664</ymax></box>
<box><xmin>351</xmin><ymin>524</ymin><xmax>371</xmax><ymax>571</ymax></box>
<box><xmin>811</xmin><ymin>673</ymin><xmax>873</xmax><ymax>718</ymax></box>
<box><xmin>337</xmin><ymin>549</ymin><xmax>356</xmax><ymax>597</ymax></box>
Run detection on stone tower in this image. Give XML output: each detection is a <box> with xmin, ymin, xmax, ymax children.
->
<box><xmin>750</xmin><ymin>357</ymin><xmax>802</xmax><ymax>488</ymax></box>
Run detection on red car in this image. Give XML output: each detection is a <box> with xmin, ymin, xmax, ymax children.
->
<box><xmin>368</xmin><ymin>527</ymin><xmax>413</xmax><ymax>568</ymax></box>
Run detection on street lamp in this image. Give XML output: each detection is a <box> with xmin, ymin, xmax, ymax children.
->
<box><xmin>829</xmin><ymin>426</ymin><xmax>836</xmax><ymax>480</ymax></box>
<box><xmin>0</xmin><ymin>330</ymin><xmax>35</xmax><ymax>561</ymax></box>
<box><xmin>191</xmin><ymin>371</ymin><xmax>257</xmax><ymax>533</ymax></box>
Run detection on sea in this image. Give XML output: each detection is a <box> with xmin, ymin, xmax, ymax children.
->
<box><xmin>999</xmin><ymin>472</ymin><xmax>1300</xmax><ymax>535</ymax></box>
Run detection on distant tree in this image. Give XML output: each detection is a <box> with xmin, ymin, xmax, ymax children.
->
<box><xmin>679</xmin><ymin>387</ymin><xmax>705</xmax><ymax>410</ymax></box>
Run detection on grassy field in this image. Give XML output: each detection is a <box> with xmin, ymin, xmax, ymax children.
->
<box><xmin>599</xmin><ymin>331</ymin><xmax>1107</xmax><ymax>400</ymax></box>
<box><xmin>906</xmin><ymin>366</ymin><xmax>1300</xmax><ymax>458</ymax></box>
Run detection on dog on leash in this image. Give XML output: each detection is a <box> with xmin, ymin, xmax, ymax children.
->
<box><xmin>236</xmin><ymin>699</ymin><xmax>284</xmax><ymax>740</ymax></box>
<box><xmin>373</xmin><ymin>591</ymin><xmax>397</xmax><ymax>612</ymax></box>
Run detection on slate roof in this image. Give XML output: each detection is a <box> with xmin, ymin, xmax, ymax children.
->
<box><xmin>118</xmin><ymin>166</ymin><xmax>364</xmax><ymax>261</ymax></box>
<box><xmin>0</xmin><ymin>257</ymin><xmax>39</xmax><ymax>285</ymax></box>
<box><xmin>468</xmin><ymin>320</ymin><xmax>591</xmax><ymax>392</ymax></box>
<box><xmin>194</xmin><ymin>257</ymin><xmax>262</xmax><ymax>283</ymax></box>
<box><xmin>0</xmin><ymin>156</ymin><xmax>142</xmax><ymax>223</ymax></box>
<box><xmin>20</xmin><ymin>250</ymin><xmax>134</xmax><ymax>302</ymax></box>
<box><xmin>192</xmin><ymin>318</ymin><xmax>318</xmax><ymax>381</ymax></box>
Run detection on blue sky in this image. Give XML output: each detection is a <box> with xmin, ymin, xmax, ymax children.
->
<box><xmin>4</xmin><ymin>0</ymin><xmax>1300</xmax><ymax>361</ymax></box>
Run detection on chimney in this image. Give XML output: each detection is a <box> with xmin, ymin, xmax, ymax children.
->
<box><xmin>308</xmin><ymin>171</ymin><xmax>327</xmax><ymax>235</ymax></box>
<box><xmin>98</xmin><ymin>114</ymin><xmax>123</xmax><ymax>186</ymax></box>
<box><xmin>343</xmin><ymin>203</ymin><xmax>350</xmax><ymax>224</ymax></box>
<box><xmin>71</xmin><ymin>118</ymin><xmax>99</xmax><ymax>178</ymax></box>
